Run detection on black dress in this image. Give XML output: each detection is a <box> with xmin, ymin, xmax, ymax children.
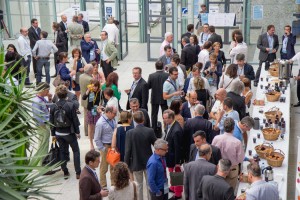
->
<box><xmin>116</xmin><ymin>125</ymin><xmax>134</xmax><ymax>161</ymax></box>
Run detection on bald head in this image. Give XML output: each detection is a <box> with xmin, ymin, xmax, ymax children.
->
<box><xmin>20</xmin><ymin>27</ymin><xmax>28</xmax><ymax>36</ymax></box>
<box><xmin>199</xmin><ymin>143</ymin><xmax>212</xmax><ymax>160</ymax></box>
<box><xmin>188</xmin><ymin>91</ymin><xmax>198</xmax><ymax>106</ymax></box>
<box><xmin>215</xmin><ymin>88</ymin><xmax>227</xmax><ymax>102</ymax></box>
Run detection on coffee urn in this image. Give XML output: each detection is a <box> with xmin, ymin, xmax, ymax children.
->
<box><xmin>278</xmin><ymin>60</ymin><xmax>291</xmax><ymax>82</ymax></box>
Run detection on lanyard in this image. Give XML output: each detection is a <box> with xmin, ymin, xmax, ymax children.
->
<box><xmin>103</xmin><ymin>116</ymin><xmax>115</xmax><ymax>130</ymax></box>
<box><xmin>36</xmin><ymin>95</ymin><xmax>49</xmax><ymax>110</ymax></box>
<box><xmin>166</xmin><ymin>78</ymin><xmax>177</xmax><ymax>91</ymax></box>
<box><xmin>93</xmin><ymin>90</ymin><xmax>99</xmax><ymax>105</ymax></box>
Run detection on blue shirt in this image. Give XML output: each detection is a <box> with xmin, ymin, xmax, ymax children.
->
<box><xmin>32</xmin><ymin>95</ymin><xmax>51</xmax><ymax>125</ymax></box>
<box><xmin>219</xmin><ymin>110</ymin><xmax>240</xmax><ymax>134</ymax></box>
<box><xmin>147</xmin><ymin>153</ymin><xmax>167</xmax><ymax>194</ymax></box>
<box><xmin>233</xmin><ymin>121</ymin><xmax>243</xmax><ymax>142</ymax></box>
<box><xmin>246</xmin><ymin>180</ymin><xmax>279</xmax><ymax>200</ymax></box>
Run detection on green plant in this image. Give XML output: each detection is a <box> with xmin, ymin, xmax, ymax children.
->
<box><xmin>0</xmin><ymin>44</ymin><xmax>60</xmax><ymax>199</ymax></box>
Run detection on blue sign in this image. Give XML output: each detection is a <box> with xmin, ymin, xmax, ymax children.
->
<box><xmin>253</xmin><ymin>5</ymin><xmax>263</xmax><ymax>20</ymax></box>
<box><xmin>201</xmin><ymin>13</ymin><xmax>208</xmax><ymax>24</ymax></box>
<box><xmin>296</xmin><ymin>0</ymin><xmax>300</xmax><ymax>4</ymax></box>
<box><xmin>182</xmin><ymin>7</ymin><xmax>188</xmax><ymax>15</ymax></box>
<box><xmin>106</xmin><ymin>7</ymin><xmax>112</xmax><ymax>15</ymax></box>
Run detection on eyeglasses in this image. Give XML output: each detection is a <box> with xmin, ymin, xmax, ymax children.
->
<box><xmin>172</xmin><ymin>73</ymin><xmax>179</xmax><ymax>76</ymax></box>
<box><xmin>159</xmin><ymin>148</ymin><xmax>168</xmax><ymax>152</ymax></box>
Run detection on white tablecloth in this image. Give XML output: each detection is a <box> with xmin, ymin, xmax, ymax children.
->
<box><xmin>237</xmin><ymin>65</ymin><xmax>290</xmax><ymax>200</ymax></box>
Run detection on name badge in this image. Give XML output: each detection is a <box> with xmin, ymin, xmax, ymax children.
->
<box><xmin>88</xmin><ymin>92</ymin><xmax>95</xmax><ymax>102</ymax></box>
<box><xmin>91</xmin><ymin>105</ymin><xmax>98</xmax><ymax>116</ymax></box>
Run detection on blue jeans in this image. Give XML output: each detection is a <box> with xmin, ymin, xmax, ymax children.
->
<box><xmin>56</xmin><ymin>134</ymin><xmax>81</xmax><ymax>175</ymax></box>
<box><xmin>36</xmin><ymin>58</ymin><xmax>50</xmax><ymax>84</ymax></box>
<box><xmin>21</xmin><ymin>56</ymin><xmax>31</xmax><ymax>84</ymax></box>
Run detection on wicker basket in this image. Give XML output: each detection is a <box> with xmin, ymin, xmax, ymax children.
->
<box><xmin>265</xmin><ymin>149</ymin><xmax>285</xmax><ymax>167</ymax></box>
<box><xmin>264</xmin><ymin>107</ymin><xmax>282</xmax><ymax>123</ymax></box>
<box><xmin>255</xmin><ymin>142</ymin><xmax>274</xmax><ymax>159</ymax></box>
<box><xmin>265</xmin><ymin>91</ymin><xmax>281</xmax><ymax>102</ymax></box>
<box><xmin>262</xmin><ymin>128</ymin><xmax>281</xmax><ymax>141</ymax></box>
<box><xmin>269</xmin><ymin>67</ymin><xmax>279</xmax><ymax>77</ymax></box>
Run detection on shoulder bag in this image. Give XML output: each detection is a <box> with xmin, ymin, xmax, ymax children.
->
<box><xmin>106</xmin><ymin>148</ymin><xmax>120</xmax><ymax>167</ymax></box>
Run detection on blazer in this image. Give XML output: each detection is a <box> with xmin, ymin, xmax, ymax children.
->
<box><xmin>81</xmin><ymin>39</ymin><xmax>100</xmax><ymax>63</ymax></box>
<box><xmin>80</xmin><ymin>20</ymin><xmax>90</xmax><ymax>33</ymax></box>
<box><xmin>68</xmin><ymin>22</ymin><xmax>84</xmax><ymax>46</ymax></box>
<box><xmin>208</xmin><ymin>33</ymin><xmax>223</xmax><ymax>48</ymax></box>
<box><xmin>197</xmin><ymin>175</ymin><xmax>235</xmax><ymax>200</ymax></box>
<box><xmin>181</xmin><ymin>44</ymin><xmax>197</xmax><ymax>71</ymax></box>
<box><xmin>243</xmin><ymin>63</ymin><xmax>255</xmax><ymax>80</ymax></box>
<box><xmin>189</xmin><ymin>143</ymin><xmax>221</xmax><ymax>165</ymax></box>
<box><xmin>257</xmin><ymin>32</ymin><xmax>279</xmax><ymax>62</ymax></box>
<box><xmin>59</xmin><ymin>21</ymin><xmax>68</xmax><ymax>41</ymax></box>
<box><xmin>227</xmin><ymin>91</ymin><xmax>246</xmax><ymax>119</ymax></box>
<box><xmin>55</xmin><ymin>30</ymin><xmax>67</xmax><ymax>55</ymax></box>
<box><xmin>100</xmin><ymin>40</ymin><xmax>118</xmax><ymax>67</ymax></box>
<box><xmin>58</xmin><ymin>63</ymin><xmax>72</xmax><ymax>88</ymax></box>
<box><xmin>79</xmin><ymin>73</ymin><xmax>93</xmax><ymax>108</ymax></box>
<box><xmin>280</xmin><ymin>33</ymin><xmax>296</xmax><ymax>59</ymax></box>
<box><xmin>79</xmin><ymin>166</ymin><xmax>102</xmax><ymax>200</ymax></box>
<box><xmin>130</xmin><ymin>108</ymin><xmax>151</xmax><ymax>128</ymax></box>
<box><xmin>126</xmin><ymin>78</ymin><xmax>149</xmax><ymax>111</ymax></box>
<box><xmin>184</xmin><ymin>159</ymin><xmax>216</xmax><ymax>200</ymax></box>
<box><xmin>147</xmin><ymin>70</ymin><xmax>169</xmax><ymax>105</ymax></box>
<box><xmin>158</xmin><ymin>54</ymin><xmax>172</xmax><ymax>67</ymax></box>
<box><xmin>181</xmin><ymin>102</ymin><xmax>209</xmax><ymax>121</ymax></box>
<box><xmin>164</xmin><ymin>121</ymin><xmax>183</xmax><ymax>167</ymax></box>
<box><xmin>124</xmin><ymin>125</ymin><xmax>156</xmax><ymax>171</ymax></box>
<box><xmin>181</xmin><ymin>32</ymin><xmax>192</xmax><ymax>49</ymax></box>
<box><xmin>28</xmin><ymin>26</ymin><xmax>41</xmax><ymax>49</ymax></box>
<box><xmin>214</xmin><ymin>50</ymin><xmax>226</xmax><ymax>65</ymax></box>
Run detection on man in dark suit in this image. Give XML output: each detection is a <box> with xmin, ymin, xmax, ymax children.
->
<box><xmin>79</xmin><ymin>150</ymin><xmax>108</xmax><ymax>200</ymax></box>
<box><xmin>81</xmin><ymin>33</ymin><xmax>100</xmax><ymax>63</ymax></box>
<box><xmin>255</xmin><ymin>24</ymin><xmax>279</xmax><ymax>84</ymax></box>
<box><xmin>280</xmin><ymin>25</ymin><xmax>296</xmax><ymax>60</ymax></box>
<box><xmin>28</xmin><ymin>18</ymin><xmax>41</xmax><ymax>76</ymax></box>
<box><xmin>128</xmin><ymin>98</ymin><xmax>151</xmax><ymax>128</ymax></box>
<box><xmin>208</xmin><ymin>25</ymin><xmax>223</xmax><ymax>48</ymax></box>
<box><xmin>52</xmin><ymin>22</ymin><xmax>67</xmax><ymax>77</ymax></box>
<box><xmin>59</xmin><ymin>14</ymin><xmax>69</xmax><ymax>52</ymax></box>
<box><xmin>183</xmin><ymin>104</ymin><xmax>212</xmax><ymax>161</ymax></box>
<box><xmin>180</xmin><ymin>36</ymin><xmax>197</xmax><ymax>71</ymax></box>
<box><xmin>181</xmin><ymin>24</ymin><xmax>194</xmax><ymax>49</ymax></box>
<box><xmin>189</xmin><ymin>130</ymin><xmax>221</xmax><ymax>165</ymax></box>
<box><xmin>163</xmin><ymin>109</ymin><xmax>183</xmax><ymax>199</ymax></box>
<box><xmin>78</xmin><ymin>13</ymin><xmax>89</xmax><ymax>33</ymax></box>
<box><xmin>236</xmin><ymin>53</ymin><xmax>255</xmax><ymax>82</ymax></box>
<box><xmin>125</xmin><ymin>111</ymin><xmax>156</xmax><ymax>200</ymax></box>
<box><xmin>126</xmin><ymin>67</ymin><xmax>149</xmax><ymax>110</ymax></box>
<box><xmin>148</xmin><ymin>61</ymin><xmax>169</xmax><ymax>137</ymax></box>
<box><xmin>158</xmin><ymin>45</ymin><xmax>173</xmax><ymax>67</ymax></box>
<box><xmin>184</xmin><ymin>143</ymin><xmax>217</xmax><ymax>200</ymax></box>
<box><xmin>181</xmin><ymin>91</ymin><xmax>208</xmax><ymax>121</ymax></box>
<box><xmin>227</xmin><ymin>81</ymin><xmax>246</xmax><ymax>119</ymax></box>
<box><xmin>197</xmin><ymin>159</ymin><xmax>235</xmax><ymax>200</ymax></box>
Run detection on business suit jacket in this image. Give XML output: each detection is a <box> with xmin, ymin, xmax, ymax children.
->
<box><xmin>130</xmin><ymin>108</ymin><xmax>151</xmax><ymax>128</ymax></box>
<box><xmin>189</xmin><ymin>144</ymin><xmax>221</xmax><ymax>165</ymax></box>
<box><xmin>181</xmin><ymin>44</ymin><xmax>197</xmax><ymax>71</ymax></box>
<box><xmin>257</xmin><ymin>32</ymin><xmax>279</xmax><ymax>62</ymax></box>
<box><xmin>164</xmin><ymin>121</ymin><xmax>183</xmax><ymax>167</ymax></box>
<box><xmin>126</xmin><ymin>78</ymin><xmax>149</xmax><ymax>111</ymax></box>
<box><xmin>79</xmin><ymin>166</ymin><xmax>102</xmax><ymax>200</ymax></box>
<box><xmin>28</xmin><ymin>26</ymin><xmax>41</xmax><ymax>49</ymax></box>
<box><xmin>79</xmin><ymin>73</ymin><xmax>93</xmax><ymax>108</ymax></box>
<box><xmin>68</xmin><ymin>22</ymin><xmax>84</xmax><ymax>46</ymax></box>
<box><xmin>243</xmin><ymin>63</ymin><xmax>255</xmax><ymax>80</ymax></box>
<box><xmin>100</xmin><ymin>40</ymin><xmax>118</xmax><ymax>67</ymax></box>
<box><xmin>80</xmin><ymin>20</ymin><xmax>89</xmax><ymax>33</ymax></box>
<box><xmin>54</xmin><ymin>30</ymin><xmax>67</xmax><ymax>62</ymax></box>
<box><xmin>181</xmin><ymin>32</ymin><xmax>192</xmax><ymax>49</ymax></box>
<box><xmin>59</xmin><ymin>21</ymin><xmax>68</xmax><ymax>41</ymax></box>
<box><xmin>184</xmin><ymin>159</ymin><xmax>216</xmax><ymax>200</ymax></box>
<box><xmin>158</xmin><ymin>54</ymin><xmax>172</xmax><ymax>67</ymax></box>
<box><xmin>208</xmin><ymin>33</ymin><xmax>223</xmax><ymax>48</ymax></box>
<box><xmin>197</xmin><ymin>175</ymin><xmax>235</xmax><ymax>200</ymax></box>
<box><xmin>81</xmin><ymin>39</ymin><xmax>100</xmax><ymax>63</ymax></box>
<box><xmin>124</xmin><ymin>125</ymin><xmax>157</xmax><ymax>171</ymax></box>
<box><xmin>180</xmin><ymin>102</ymin><xmax>209</xmax><ymax>121</ymax></box>
<box><xmin>227</xmin><ymin>92</ymin><xmax>246</xmax><ymax>119</ymax></box>
<box><xmin>280</xmin><ymin>33</ymin><xmax>296</xmax><ymax>59</ymax></box>
<box><xmin>148</xmin><ymin>70</ymin><xmax>169</xmax><ymax>105</ymax></box>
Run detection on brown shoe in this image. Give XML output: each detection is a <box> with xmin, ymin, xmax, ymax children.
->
<box><xmin>76</xmin><ymin>174</ymin><xmax>80</xmax><ymax>179</ymax></box>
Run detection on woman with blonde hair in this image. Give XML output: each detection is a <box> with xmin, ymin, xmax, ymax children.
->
<box><xmin>108</xmin><ymin>162</ymin><xmax>137</xmax><ymax>200</ymax></box>
<box><xmin>193</xmin><ymin>75</ymin><xmax>210</xmax><ymax>110</ymax></box>
<box><xmin>241</xmin><ymin>77</ymin><xmax>253</xmax><ymax>116</ymax></box>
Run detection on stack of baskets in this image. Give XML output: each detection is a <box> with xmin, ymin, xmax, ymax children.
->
<box><xmin>268</xmin><ymin>63</ymin><xmax>279</xmax><ymax>77</ymax></box>
<box><xmin>255</xmin><ymin>142</ymin><xmax>274</xmax><ymax>159</ymax></box>
<box><xmin>262</xmin><ymin>128</ymin><xmax>281</xmax><ymax>141</ymax></box>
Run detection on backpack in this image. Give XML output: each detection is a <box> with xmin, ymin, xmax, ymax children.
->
<box><xmin>53</xmin><ymin>102</ymin><xmax>72</xmax><ymax>128</ymax></box>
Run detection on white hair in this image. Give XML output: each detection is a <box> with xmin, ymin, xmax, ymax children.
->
<box><xmin>164</xmin><ymin>32</ymin><xmax>173</xmax><ymax>39</ymax></box>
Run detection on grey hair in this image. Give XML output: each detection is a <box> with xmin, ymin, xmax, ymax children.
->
<box><xmin>84</xmin><ymin>64</ymin><xmax>94</xmax><ymax>73</ymax></box>
<box><xmin>78</xmin><ymin>13</ymin><xmax>84</xmax><ymax>18</ymax></box>
<box><xmin>198</xmin><ymin>144</ymin><xmax>211</xmax><ymax>157</ymax></box>
<box><xmin>163</xmin><ymin>109</ymin><xmax>175</xmax><ymax>120</ymax></box>
<box><xmin>129</xmin><ymin>98</ymin><xmax>139</xmax><ymax>105</ymax></box>
<box><xmin>154</xmin><ymin>139</ymin><xmax>168</xmax><ymax>149</ymax></box>
<box><xmin>241</xmin><ymin>116</ymin><xmax>255</xmax><ymax>129</ymax></box>
<box><xmin>224</xmin><ymin>117</ymin><xmax>235</xmax><ymax>133</ymax></box>
<box><xmin>230</xmin><ymin>80</ymin><xmax>245</xmax><ymax>95</ymax></box>
<box><xmin>195</xmin><ymin>104</ymin><xmax>205</xmax><ymax>116</ymax></box>
<box><xmin>84</xmin><ymin>33</ymin><xmax>91</xmax><ymax>39</ymax></box>
<box><xmin>164</xmin><ymin>32</ymin><xmax>173</xmax><ymax>39</ymax></box>
<box><xmin>105</xmin><ymin>105</ymin><xmax>116</xmax><ymax>113</ymax></box>
<box><xmin>218</xmin><ymin>159</ymin><xmax>232</xmax><ymax>172</ymax></box>
<box><xmin>182</xmin><ymin>36</ymin><xmax>190</xmax><ymax>44</ymax></box>
<box><xmin>247</xmin><ymin>163</ymin><xmax>261</xmax><ymax>177</ymax></box>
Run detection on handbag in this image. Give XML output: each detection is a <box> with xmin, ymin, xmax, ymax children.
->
<box><xmin>52</xmin><ymin>66</ymin><xmax>63</xmax><ymax>87</ymax></box>
<box><xmin>170</xmin><ymin>166</ymin><xmax>184</xmax><ymax>186</ymax></box>
<box><xmin>42</xmin><ymin>139</ymin><xmax>61</xmax><ymax>166</ymax></box>
<box><xmin>106</xmin><ymin>148</ymin><xmax>120</xmax><ymax>167</ymax></box>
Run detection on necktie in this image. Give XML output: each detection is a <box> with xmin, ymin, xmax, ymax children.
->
<box><xmin>35</xmin><ymin>28</ymin><xmax>39</xmax><ymax>36</ymax></box>
<box><xmin>65</xmin><ymin>23</ymin><xmax>67</xmax><ymax>29</ymax></box>
<box><xmin>94</xmin><ymin>171</ymin><xmax>99</xmax><ymax>182</ymax></box>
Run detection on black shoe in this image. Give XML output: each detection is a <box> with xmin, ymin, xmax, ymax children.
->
<box><xmin>42</xmin><ymin>74</ymin><xmax>46</xmax><ymax>77</ymax></box>
<box><xmin>168</xmin><ymin>196</ymin><xmax>182</xmax><ymax>200</ymax></box>
<box><xmin>294</xmin><ymin>102</ymin><xmax>300</xmax><ymax>107</ymax></box>
<box><xmin>113</xmin><ymin>67</ymin><xmax>117</xmax><ymax>71</ymax></box>
<box><xmin>51</xmin><ymin>75</ymin><xmax>57</xmax><ymax>78</ymax></box>
<box><xmin>64</xmin><ymin>170</ymin><xmax>70</xmax><ymax>179</ymax></box>
<box><xmin>76</xmin><ymin>173</ymin><xmax>81</xmax><ymax>179</ymax></box>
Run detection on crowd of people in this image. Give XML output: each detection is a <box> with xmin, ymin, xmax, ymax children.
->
<box><xmin>4</xmin><ymin>12</ymin><xmax>297</xmax><ymax>200</ymax></box>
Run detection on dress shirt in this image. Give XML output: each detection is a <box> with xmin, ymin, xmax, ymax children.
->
<box><xmin>229</xmin><ymin>42</ymin><xmax>248</xmax><ymax>64</ymax></box>
<box><xmin>199</xmin><ymin>32</ymin><xmax>209</xmax><ymax>47</ymax></box>
<box><xmin>188</xmin><ymin>101</ymin><xmax>196</xmax><ymax>118</ymax></box>
<box><xmin>218</xmin><ymin>109</ymin><xmax>240</xmax><ymax>134</ymax></box>
<box><xmin>267</xmin><ymin>33</ymin><xmax>274</xmax><ymax>53</ymax></box>
<box><xmin>198</xmin><ymin>49</ymin><xmax>210</xmax><ymax>67</ymax></box>
<box><xmin>32</xmin><ymin>38</ymin><xmax>58</xmax><ymax>57</ymax></box>
<box><xmin>94</xmin><ymin>114</ymin><xmax>117</xmax><ymax>151</ymax></box>
<box><xmin>129</xmin><ymin>78</ymin><xmax>141</xmax><ymax>98</ymax></box>
<box><xmin>233</xmin><ymin>121</ymin><xmax>243</xmax><ymax>142</ymax></box>
<box><xmin>212</xmin><ymin>132</ymin><xmax>244</xmax><ymax>166</ymax></box>
<box><xmin>102</xmin><ymin>23</ymin><xmax>119</xmax><ymax>45</ymax></box>
<box><xmin>147</xmin><ymin>153</ymin><xmax>167</xmax><ymax>194</ymax></box>
<box><xmin>100</xmin><ymin>40</ymin><xmax>109</xmax><ymax>61</ymax></box>
<box><xmin>282</xmin><ymin>35</ymin><xmax>288</xmax><ymax>53</ymax></box>
<box><xmin>160</xmin><ymin>40</ymin><xmax>172</xmax><ymax>56</ymax></box>
<box><xmin>86</xmin><ymin>165</ymin><xmax>99</xmax><ymax>182</ymax></box>
<box><xmin>237</xmin><ymin>65</ymin><xmax>244</xmax><ymax>76</ymax></box>
<box><xmin>176</xmin><ymin>65</ymin><xmax>185</xmax><ymax>88</ymax></box>
<box><xmin>17</xmin><ymin>35</ymin><xmax>32</xmax><ymax>59</ymax></box>
<box><xmin>246</xmin><ymin>180</ymin><xmax>279</xmax><ymax>200</ymax></box>
<box><xmin>32</xmin><ymin>95</ymin><xmax>50</xmax><ymax>125</ymax></box>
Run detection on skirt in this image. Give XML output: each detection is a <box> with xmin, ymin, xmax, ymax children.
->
<box><xmin>86</xmin><ymin>110</ymin><xmax>101</xmax><ymax>125</ymax></box>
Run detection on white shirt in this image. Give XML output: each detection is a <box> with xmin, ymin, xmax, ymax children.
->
<box><xmin>188</xmin><ymin>101</ymin><xmax>196</xmax><ymax>118</ymax></box>
<box><xmin>198</xmin><ymin>32</ymin><xmax>210</xmax><ymax>47</ymax></box>
<box><xmin>187</xmin><ymin>76</ymin><xmax>210</xmax><ymax>94</ymax></box>
<box><xmin>177</xmin><ymin>66</ymin><xmax>184</xmax><ymax>88</ymax></box>
<box><xmin>100</xmin><ymin>40</ymin><xmax>109</xmax><ymax>61</ymax></box>
<box><xmin>291</xmin><ymin>52</ymin><xmax>300</xmax><ymax>64</ymax></box>
<box><xmin>102</xmin><ymin>24</ymin><xmax>119</xmax><ymax>45</ymax></box>
<box><xmin>198</xmin><ymin>49</ymin><xmax>210</xmax><ymax>68</ymax></box>
<box><xmin>17</xmin><ymin>35</ymin><xmax>32</xmax><ymax>60</ymax></box>
<box><xmin>229</xmin><ymin>42</ymin><xmax>248</xmax><ymax>64</ymax></box>
<box><xmin>106</xmin><ymin>96</ymin><xmax>119</xmax><ymax>122</ymax></box>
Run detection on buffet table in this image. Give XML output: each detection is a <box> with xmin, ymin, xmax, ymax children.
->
<box><xmin>237</xmin><ymin>65</ymin><xmax>290</xmax><ymax>200</ymax></box>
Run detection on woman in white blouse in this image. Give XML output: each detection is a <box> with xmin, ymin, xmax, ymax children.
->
<box><xmin>218</xmin><ymin>64</ymin><xmax>240</xmax><ymax>92</ymax></box>
<box><xmin>103</xmin><ymin>87</ymin><xmax>119</xmax><ymax>122</ymax></box>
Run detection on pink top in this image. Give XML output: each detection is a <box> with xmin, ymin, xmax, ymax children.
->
<box><xmin>92</xmin><ymin>72</ymin><xmax>106</xmax><ymax>85</ymax></box>
<box><xmin>212</xmin><ymin>132</ymin><xmax>245</xmax><ymax>166</ymax></box>
<box><xmin>160</xmin><ymin>40</ymin><xmax>171</xmax><ymax>56</ymax></box>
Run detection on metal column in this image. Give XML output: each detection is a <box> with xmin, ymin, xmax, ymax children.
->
<box><xmin>5</xmin><ymin>0</ymin><xmax>12</xmax><ymax>37</ymax></box>
<box><xmin>99</xmin><ymin>0</ymin><xmax>105</xmax><ymax>30</ymax></box>
<box><xmin>243</xmin><ymin>0</ymin><xmax>251</xmax><ymax>44</ymax></box>
<box><xmin>139</xmin><ymin>0</ymin><xmax>146</xmax><ymax>42</ymax></box>
<box><xmin>172</xmin><ymin>0</ymin><xmax>178</xmax><ymax>50</ymax></box>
